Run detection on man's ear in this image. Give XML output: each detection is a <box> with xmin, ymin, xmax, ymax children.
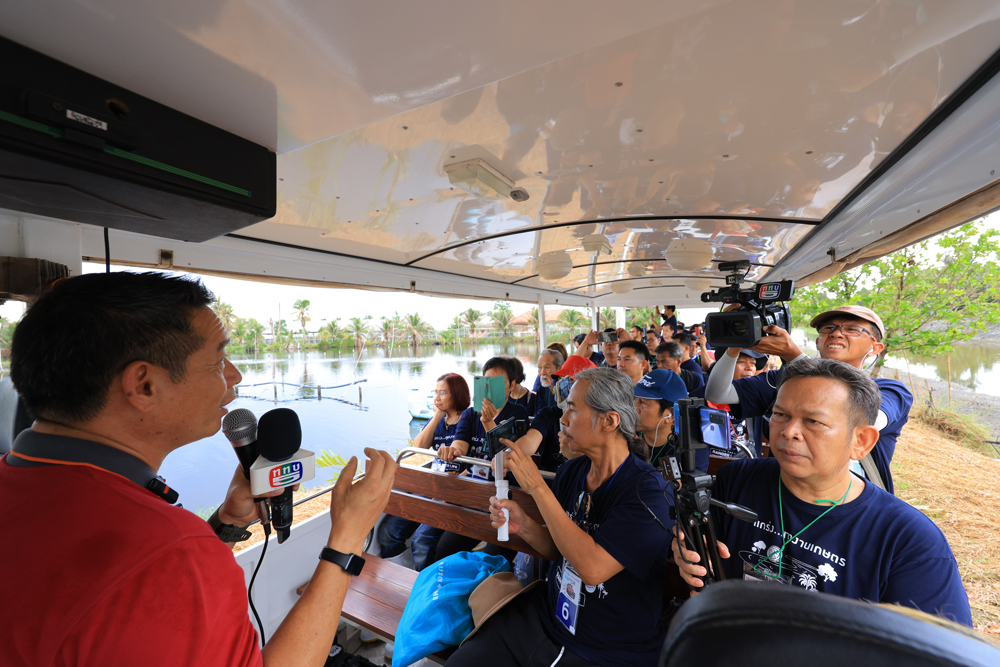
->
<box><xmin>601</xmin><ymin>410</ymin><xmax>621</xmax><ymax>435</ymax></box>
<box><xmin>870</xmin><ymin>340</ymin><xmax>886</xmax><ymax>357</ymax></box>
<box><xmin>849</xmin><ymin>424</ymin><xmax>879</xmax><ymax>461</ymax></box>
<box><xmin>120</xmin><ymin>360</ymin><xmax>160</xmax><ymax>413</ymax></box>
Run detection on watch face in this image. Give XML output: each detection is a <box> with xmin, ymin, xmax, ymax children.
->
<box><xmin>321</xmin><ymin>547</ymin><xmax>365</xmax><ymax>576</ymax></box>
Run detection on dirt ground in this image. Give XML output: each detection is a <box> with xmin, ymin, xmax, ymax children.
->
<box><xmin>893</xmin><ymin>420</ymin><xmax>1000</xmax><ymax>642</ymax></box>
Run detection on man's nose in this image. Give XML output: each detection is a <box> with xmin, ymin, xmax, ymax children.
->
<box><xmin>781</xmin><ymin>417</ymin><xmax>804</xmax><ymax>440</ymax></box>
<box><xmin>224</xmin><ymin>359</ymin><xmax>242</xmax><ymax>386</ymax></box>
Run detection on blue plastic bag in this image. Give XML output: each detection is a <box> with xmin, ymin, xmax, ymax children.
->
<box><xmin>392</xmin><ymin>552</ymin><xmax>510</xmax><ymax>667</ymax></box>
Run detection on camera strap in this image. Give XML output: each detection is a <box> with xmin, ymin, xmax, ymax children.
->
<box><xmin>859</xmin><ymin>454</ymin><xmax>886</xmax><ymax>491</ymax></box>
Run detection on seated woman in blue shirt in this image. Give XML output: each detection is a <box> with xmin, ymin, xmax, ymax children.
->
<box><xmin>377</xmin><ymin>372</ymin><xmax>469</xmax><ymax>571</ymax></box>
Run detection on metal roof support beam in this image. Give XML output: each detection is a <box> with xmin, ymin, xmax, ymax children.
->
<box><xmin>537</xmin><ymin>297</ymin><xmax>547</xmax><ymax>350</ymax></box>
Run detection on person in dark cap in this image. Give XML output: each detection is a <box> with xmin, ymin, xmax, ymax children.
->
<box><xmin>633</xmin><ymin>369</ymin><xmax>708</xmax><ymax>472</ymax></box>
<box><xmin>704</xmin><ymin>305</ymin><xmax>911</xmax><ymax>493</ymax></box>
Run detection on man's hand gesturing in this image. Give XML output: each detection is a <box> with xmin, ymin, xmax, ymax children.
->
<box><xmin>327</xmin><ymin>448</ymin><xmax>396</xmax><ymax>554</ymax></box>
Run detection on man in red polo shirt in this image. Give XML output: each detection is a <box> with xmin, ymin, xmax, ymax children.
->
<box><xmin>0</xmin><ymin>271</ymin><xmax>396</xmax><ymax>667</ymax></box>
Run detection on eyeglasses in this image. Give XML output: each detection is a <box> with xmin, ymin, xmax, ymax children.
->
<box><xmin>433</xmin><ymin>390</ymin><xmax>450</xmax><ymax>397</ymax></box>
<box><xmin>817</xmin><ymin>323</ymin><xmax>873</xmax><ymax>338</ymax></box>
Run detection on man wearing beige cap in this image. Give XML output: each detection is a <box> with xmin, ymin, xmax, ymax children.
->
<box><xmin>705</xmin><ymin>305</ymin><xmax>912</xmax><ymax>494</ymax></box>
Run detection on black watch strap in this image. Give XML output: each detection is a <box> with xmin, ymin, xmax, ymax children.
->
<box><xmin>207</xmin><ymin>508</ymin><xmax>253</xmax><ymax>543</ymax></box>
<box><xmin>320</xmin><ymin>547</ymin><xmax>365</xmax><ymax>576</ymax></box>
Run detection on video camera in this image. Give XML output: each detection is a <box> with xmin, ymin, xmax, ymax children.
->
<box><xmin>660</xmin><ymin>398</ymin><xmax>757</xmax><ymax>586</ymax></box>
<box><xmin>701</xmin><ymin>260</ymin><xmax>795</xmax><ymax>348</ymax></box>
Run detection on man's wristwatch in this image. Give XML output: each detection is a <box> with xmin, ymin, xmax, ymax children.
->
<box><xmin>320</xmin><ymin>547</ymin><xmax>365</xmax><ymax>576</ymax></box>
<box><xmin>207</xmin><ymin>508</ymin><xmax>253</xmax><ymax>543</ymax></box>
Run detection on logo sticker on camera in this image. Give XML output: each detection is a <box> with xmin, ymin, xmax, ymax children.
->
<box><xmin>758</xmin><ymin>283</ymin><xmax>782</xmax><ymax>300</ymax></box>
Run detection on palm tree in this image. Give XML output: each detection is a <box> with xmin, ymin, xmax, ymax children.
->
<box><xmin>230</xmin><ymin>318</ymin><xmax>248</xmax><ymax>350</ymax></box>
<box><xmin>212</xmin><ymin>300</ymin><xmax>236</xmax><ymax>335</ymax></box>
<box><xmin>558</xmin><ymin>309</ymin><xmax>588</xmax><ymax>336</ymax></box>
<box><xmin>490</xmin><ymin>303</ymin><xmax>515</xmax><ymax>338</ymax></box>
<box><xmin>628</xmin><ymin>307</ymin><xmax>654</xmax><ymax>330</ymax></box>
<box><xmin>403</xmin><ymin>313</ymin><xmax>435</xmax><ymax>346</ymax></box>
<box><xmin>462</xmin><ymin>308</ymin><xmax>484</xmax><ymax>345</ymax></box>
<box><xmin>318</xmin><ymin>319</ymin><xmax>343</xmax><ymax>346</ymax></box>
<box><xmin>245</xmin><ymin>318</ymin><xmax>266</xmax><ymax>353</ymax></box>
<box><xmin>379</xmin><ymin>314</ymin><xmax>402</xmax><ymax>348</ymax></box>
<box><xmin>292</xmin><ymin>299</ymin><xmax>311</xmax><ymax>339</ymax></box>
<box><xmin>438</xmin><ymin>329</ymin><xmax>458</xmax><ymax>346</ymax></box>
<box><xmin>346</xmin><ymin>316</ymin><xmax>373</xmax><ymax>349</ymax></box>
<box><xmin>450</xmin><ymin>314</ymin><xmax>465</xmax><ymax>340</ymax></box>
<box><xmin>600</xmin><ymin>307</ymin><xmax>616</xmax><ymax>330</ymax></box>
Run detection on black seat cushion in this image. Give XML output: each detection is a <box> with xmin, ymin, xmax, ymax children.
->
<box><xmin>660</xmin><ymin>580</ymin><xmax>997</xmax><ymax>667</ymax></box>
<box><xmin>0</xmin><ymin>376</ymin><xmax>32</xmax><ymax>454</ymax></box>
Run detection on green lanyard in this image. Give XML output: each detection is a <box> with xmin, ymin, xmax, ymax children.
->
<box><xmin>752</xmin><ymin>475</ymin><xmax>853</xmax><ymax>581</ymax></box>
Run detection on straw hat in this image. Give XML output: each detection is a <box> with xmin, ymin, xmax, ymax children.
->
<box><xmin>461</xmin><ymin>573</ymin><xmax>543</xmax><ymax>644</ymax></box>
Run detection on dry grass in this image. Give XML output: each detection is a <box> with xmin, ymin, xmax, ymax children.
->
<box><xmin>894</xmin><ymin>420</ymin><xmax>1000</xmax><ymax>642</ymax></box>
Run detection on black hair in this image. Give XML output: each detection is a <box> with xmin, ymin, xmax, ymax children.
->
<box><xmin>483</xmin><ymin>356</ymin><xmax>516</xmax><ymax>385</ymax></box>
<box><xmin>617</xmin><ymin>340</ymin><xmax>651</xmax><ymax>363</ymax></box>
<box><xmin>602</xmin><ymin>327</ymin><xmax>616</xmax><ymax>333</ymax></box>
<box><xmin>573</xmin><ymin>333</ymin><xmax>587</xmax><ymax>345</ymax></box>
<box><xmin>11</xmin><ymin>271</ymin><xmax>214</xmax><ymax>424</ymax></box>
<box><xmin>502</xmin><ymin>355</ymin><xmax>526</xmax><ymax>384</ymax></box>
<box><xmin>655</xmin><ymin>341</ymin><xmax>683</xmax><ymax>359</ymax></box>
<box><xmin>672</xmin><ymin>332</ymin><xmax>694</xmax><ymax>346</ymax></box>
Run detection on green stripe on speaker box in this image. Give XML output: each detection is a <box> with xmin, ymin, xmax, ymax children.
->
<box><xmin>0</xmin><ymin>109</ymin><xmax>251</xmax><ymax>197</ymax></box>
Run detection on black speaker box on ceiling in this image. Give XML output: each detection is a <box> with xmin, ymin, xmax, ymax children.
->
<box><xmin>0</xmin><ymin>36</ymin><xmax>276</xmax><ymax>242</ymax></box>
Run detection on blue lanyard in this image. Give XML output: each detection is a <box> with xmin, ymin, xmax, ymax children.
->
<box><xmin>576</xmin><ymin>456</ymin><xmax>628</xmax><ymax>525</ymax></box>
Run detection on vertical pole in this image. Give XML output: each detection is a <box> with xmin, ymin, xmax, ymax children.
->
<box><xmin>318</xmin><ymin>385</ymin><xmax>322</xmax><ymax>401</ymax></box>
<box><xmin>537</xmin><ymin>296</ymin><xmax>547</xmax><ymax>350</ymax></box>
<box><xmin>591</xmin><ymin>304</ymin><xmax>600</xmax><ymax>332</ymax></box>
<box><xmin>273</xmin><ymin>383</ymin><xmax>277</xmax><ymax>404</ymax></box>
<box><xmin>615</xmin><ymin>307</ymin><xmax>626</xmax><ymax>330</ymax></box>
<box><xmin>947</xmin><ymin>355</ymin><xmax>952</xmax><ymax>408</ymax></box>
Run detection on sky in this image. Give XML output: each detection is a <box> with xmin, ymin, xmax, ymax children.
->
<box><xmin>2</xmin><ymin>211</ymin><xmax>997</xmax><ymax>329</ymax></box>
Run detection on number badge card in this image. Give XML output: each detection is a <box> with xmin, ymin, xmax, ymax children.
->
<box><xmin>556</xmin><ymin>560</ymin><xmax>582</xmax><ymax>635</ymax></box>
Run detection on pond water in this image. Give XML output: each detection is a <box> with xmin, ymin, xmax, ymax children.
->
<box><xmin>791</xmin><ymin>330</ymin><xmax>1000</xmax><ymax>397</ymax></box>
<box><xmin>160</xmin><ymin>342</ymin><xmax>543</xmax><ymax>516</ymax></box>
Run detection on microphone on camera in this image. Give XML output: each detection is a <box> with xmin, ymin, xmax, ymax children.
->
<box><xmin>251</xmin><ymin>408</ymin><xmax>315</xmax><ymax>544</ymax></box>
<box><xmin>222</xmin><ymin>408</ymin><xmax>259</xmax><ymax>480</ymax></box>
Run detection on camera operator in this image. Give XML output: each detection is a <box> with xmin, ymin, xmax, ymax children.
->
<box><xmin>654</xmin><ymin>341</ymin><xmax>705</xmax><ymax>396</ymax></box>
<box><xmin>633</xmin><ymin>369</ymin><xmax>709</xmax><ymax>472</ymax></box>
<box><xmin>574</xmin><ymin>329</ymin><xmax>622</xmax><ymax>368</ymax></box>
<box><xmin>447</xmin><ymin>368</ymin><xmax>674</xmax><ymax>667</ymax></box>
<box><xmin>655</xmin><ymin>305</ymin><xmax>678</xmax><ymax>335</ymax></box>
<box><xmin>673</xmin><ymin>358</ymin><xmax>971</xmax><ymax>626</ymax></box>
<box><xmin>0</xmin><ymin>272</ymin><xmax>397</xmax><ymax>667</ymax></box>
<box><xmin>704</xmin><ymin>306</ymin><xmax>911</xmax><ymax>494</ymax></box>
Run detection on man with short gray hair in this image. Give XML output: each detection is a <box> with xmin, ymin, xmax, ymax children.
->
<box><xmin>674</xmin><ymin>358</ymin><xmax>971</xmax><ymax>626</ymax></box>
<box><xmin>448</xmin><ymin>368</ymin><xmax>674</xmax><ymax>667</ymax></box>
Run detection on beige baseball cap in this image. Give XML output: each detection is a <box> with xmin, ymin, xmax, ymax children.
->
<box><xmin>809</xmin><ymin>306</ymin><xmax>884</xmax><ymax>339</ymax></box>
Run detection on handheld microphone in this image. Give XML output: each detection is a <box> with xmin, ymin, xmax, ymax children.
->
<box><xmin>252</xmin><ymin>408</ymin><xmax>314</xmax><ymax>544</ymax></box>
<box><xmin>493</xmin><ymin>449</ymin><xmax>509</xmax><ymax>542</ymax></box>
<box><xmin>222</xmin><ymin>408</ymin><xmax>259</xmax><ymax>479</ymax></box>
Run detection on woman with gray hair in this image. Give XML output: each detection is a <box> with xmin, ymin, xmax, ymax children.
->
<box><xmin>447</xmin><ymin>367</ymin><xmax>676</xmax><ymax>667</ymax></box>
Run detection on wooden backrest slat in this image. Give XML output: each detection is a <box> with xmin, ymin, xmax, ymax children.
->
<box><xmin>392</xmin><ymin>465</ymin><xmax>544</xmax><ymax>524</ymax></box>
<box><xmin>385</xmin><ymin>491</ymin><xmax>546</xmax><ymax>559</ymax></box>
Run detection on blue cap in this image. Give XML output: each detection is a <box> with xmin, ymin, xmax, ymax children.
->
<box><xmin>633</xmin><ymin>369</ymin><xmax>688</xmax><ymax>403</ymax></box>
<box><xmin>739</xmin><ymin>348</ymin><xmax>767</xmax><ymax>359</ymax></box>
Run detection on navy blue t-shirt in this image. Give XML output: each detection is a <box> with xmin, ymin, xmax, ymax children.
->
<box><xmin>641</xmin><ymin>433</ymin><xmax>709</xmax><ymax>473</ymax></box>
<box><xmin>507</xmin><ymin>389</ymin><xmax>532</xmax><ymax>411</ymax></box>
<box><xmin>713</xmin><ymin>458</ymin><xmax>971</xmax><ymax>626</ymax></box>
<box><xmin>681</xmin><ymin>358</ymin><xmax>704</xmax><ymax>378</ymax></box>
<box><xmin>527</xmin><ymin>383</ymin><xmax>558</xmax><ymax>417</ymax></box>
<box><xmin>429</xmin><ymin>417</ymin><xmax>460</xmax><ymax>452</ymax></box>
<box><xmin>538</xmin><ymin>454</ymin><xmax>674</xmax><ymax>667</ymax></box>
<box><xmin>528</xmin><ymin>406</ymin><xmax>567</xmax><ymax>472</ymax></box>
<box><xmin>453</xmin><ymin>402</ymin><xmax>529</xmax><ymax>479</ymax></box>
<box><xmin>731</xmin><ymin>373</ymin><xmax>912</xmax><ymax>494</ymax></box>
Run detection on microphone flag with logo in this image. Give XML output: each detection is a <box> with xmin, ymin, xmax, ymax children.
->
<box><xmin>251</xmin><ymin>408</ymin><xmax>314</xmax><ymax>543</ymax></box>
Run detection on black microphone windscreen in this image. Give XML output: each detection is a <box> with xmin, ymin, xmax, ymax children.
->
<box><xmin>256</xmin><ymin>408</ymin><xmax>302</xmax><ymax>462</ymax></box>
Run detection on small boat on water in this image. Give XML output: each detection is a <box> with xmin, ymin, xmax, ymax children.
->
<box><xmin>408</xmin><ymin>388</ymin><xmax>435</xmax><ymax>420</ymax></box>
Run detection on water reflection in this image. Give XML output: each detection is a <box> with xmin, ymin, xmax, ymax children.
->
<box><xmin>160</xmin><ymin>343</ymin><xmax>542</xmax><ymax>515</ymax></box>
<box><xmin>883</xmin><ymin>342</ymin><xmax>1000</xmax><ymax>395</ymax></box>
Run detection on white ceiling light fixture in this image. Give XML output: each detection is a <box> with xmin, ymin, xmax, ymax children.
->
<box><xmin>535</xmin><ymin>250</ymin><xmax>574</xmax><ymax>281</ymax></box>
<box><xmin>610</xmin><ymin>281</ymin><xmax>634</xmax><ymax>294</ymax></box>
<box><xmin>627</xmin><ymin>262</ymin><xmax>647</xmax><ymax>277</ymax></box>
<box><xmin>582</xmin><ymin>233</ymin><xmax>612</xmax><ymax>255</ymax></box>
<box><xmin>444</xmin><ymin>158</ymin><xmax>515</xmax><ymax>200</ymax></box>
<box><xmin>664</xmin><ymin>238</ymin><xmax>714</xmax><ymax>271</ymax></box>
<box><xmin>684</xmin><ymin>278</ymin><xmax>712</xmax><ymax>291</ymax></box>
